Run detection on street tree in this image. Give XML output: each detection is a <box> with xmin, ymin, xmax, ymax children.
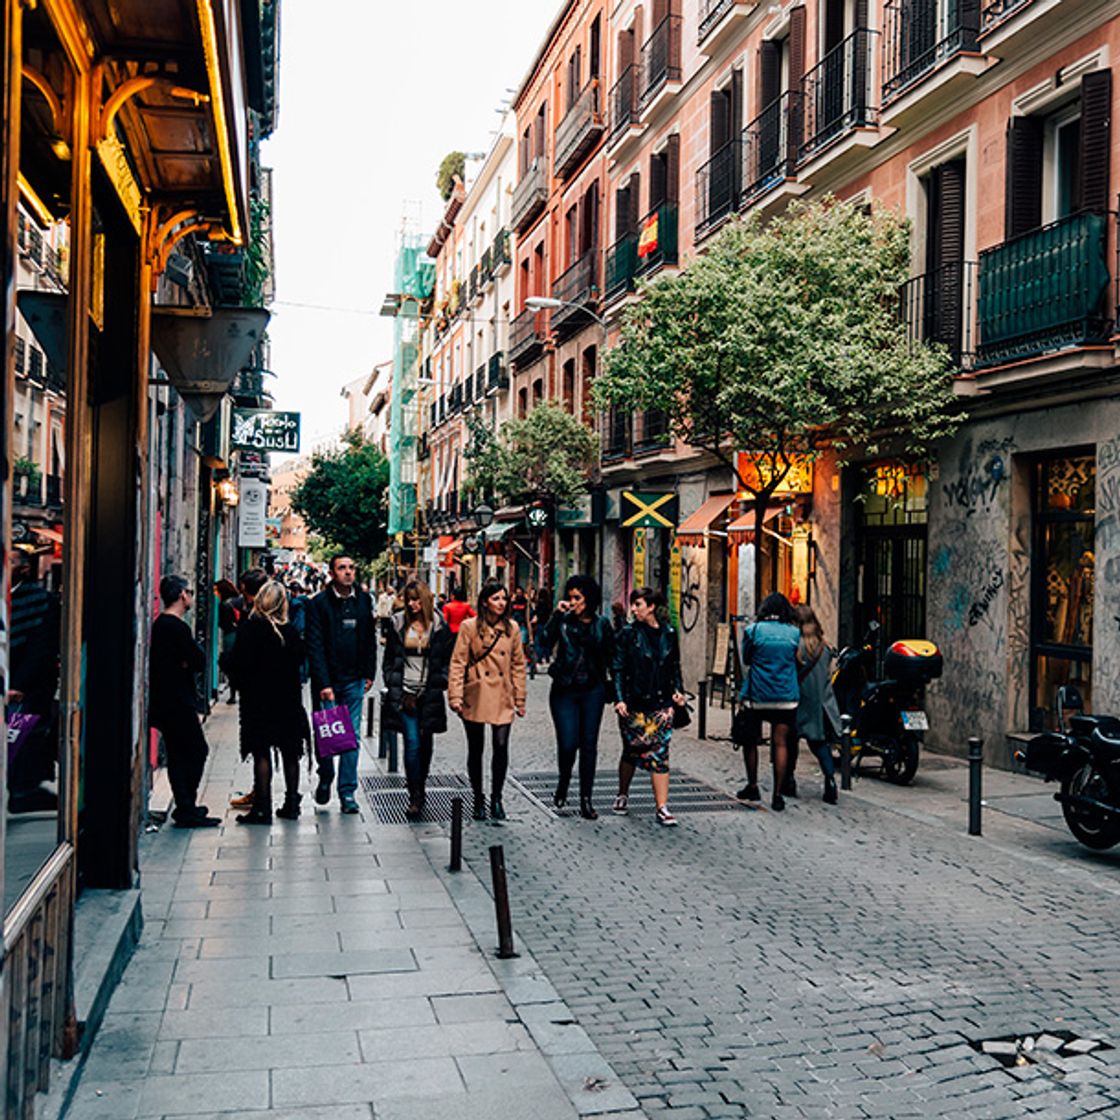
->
<box><xmin>290</xmin><ymin>430</ymin><xmax>390</xmax><ymax>563</ymax></box>
<box><xmin>593</xmin><ymin>196</ymin><xmax>961</xmax><ymax>606</ymax></box>
<box><xmin>436</xmin><ymin>151</ymin><xmax>466</xmax><ymax>202</ymax></box>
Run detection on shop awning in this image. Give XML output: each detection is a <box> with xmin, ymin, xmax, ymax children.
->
<box><xmin>483</xmin><ymin>522</ymin><xmax>513</xmax><ymax>541</ymax></box>
<box><xmin>31</xmin><ymin>525</ymin><xmax>63</xmax><ymax>544</ymax></box>
<box><xmin>439</xmin><ymin>537</ymin><xmax>463</xmax><ymax>567</ymax></box>
<box><xmin>727</xmin><ymin>505</ymin><xmax>785</xmax><ymax>537</ymax></box>
<box><xmin>675</xmin><ymin>493</ymin><xmax>736</xmax><ymax>545</ymax></box>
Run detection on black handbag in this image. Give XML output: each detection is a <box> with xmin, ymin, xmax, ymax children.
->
<box><xmin>731</xmin><ymin>706</ymin><xmax>754</xmax><ymax>748</ymax></box>
<box><xmin>672</xmin><ymin>697</ymin><xmax>692</xmax><ymax>729</ymax></box>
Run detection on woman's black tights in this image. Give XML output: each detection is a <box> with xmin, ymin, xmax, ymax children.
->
<box><xmin>464</xmin><ymin>721</ymin><xmax>511</xmax><ymax>799</ymax></box>
<box><xmin>253</xmin><ymin>750</ymin><xmax>300</xmax><ymax>809</ymax></box>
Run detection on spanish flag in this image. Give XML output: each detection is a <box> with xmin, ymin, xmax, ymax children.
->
<box><xmin>637</xmin><ymin>211</ymin><xmax>660</xmax><ymax>258</ymax></box>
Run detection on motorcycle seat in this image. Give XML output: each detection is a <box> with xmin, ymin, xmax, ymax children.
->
<box><xmin>1071</xmin><ymin>714</ymin><xmax>1120</xmax><ymax>742</ymax></box>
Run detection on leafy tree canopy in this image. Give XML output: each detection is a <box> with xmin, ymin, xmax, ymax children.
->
<box><xmin>593</xmin><ymin>197</ymin><xmax>961</xmax><ymax>500</ymax></box>
<box><xmin>290</xmin><ymin>430</ymin><xmax>390</xmax><ymax>563</ymax></box>
<box><xmin>465</xmin><ymin>401</ymin><xmax>598</xmax><ymax>508</ymax></box>
<box><xmin>436</xmin><ymin>151</ymin><xmax>466</xmax><ymax>202</ymax></box>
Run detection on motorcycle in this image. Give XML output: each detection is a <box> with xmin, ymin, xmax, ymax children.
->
<box><xmin>1018</xmin><ymin>686</ymin><xmax>1120</xmax><ymax>851</ymax></box>
<box><xmin>831</xmin><ymin>621</ymin><xmax>943</xmax><ymax>785</ymax></box>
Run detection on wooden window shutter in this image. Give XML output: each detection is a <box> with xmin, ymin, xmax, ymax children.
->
<box><xmin>618</xmin><ymin>29</ymin><xmax>633</xmax><ymax>72</ymax></box>
<box><xmin>1078</xmin><ymin>69</ymin><xmax>1112</xmax><ymax>214</ymax></box>
<box><xmin>666</xmin><ymin>133</ymin><xmax>680</xmax><ymax>204</ymax></box>
<box><xmin>935</xmin><ymin>159</ymin><xmax>966</xmax><ymax>267</ymax></box>
<box><xmin>710</xmin><ymin>89</ymin><xmax>730</xmax><ymax>152</ymax></box>
<box><xmin>788</xmin><ymin>7</ymin><xmax>807</xmax><ymax>88</ymax></box>
<box><xmin>759</xmin><ymin>40</ymin><xmax>781</xmax><ymax>110</ymax></box>
<box><xmin>1004</xmin><ymin>116</ymin><xmax>1043</xmax><ymax>239</ymax></box>
<box><xmin>615</xmin><ymin>185</ymin><xmax>630</xmax><ymax>240</ymax></box>
<box><xmin>958</xmin><ymin>0</ymin><xmax>980</xmax><ymax>39</ymax></box>
<box><xmin>650</xmin><ymin>152</ymin><xmax>667</xmax><ymax>209</ymax></box>
<box><xmin>731</xmin><ymin>68</ymin><xmax>743</xmax><ymax>132</ymax></box>
<box><xmin>628</xmin><ymin>172</ymin><xmax>642</xmax><ymax>235</ymax></box>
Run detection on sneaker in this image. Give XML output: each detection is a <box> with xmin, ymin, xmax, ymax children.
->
<box><xmin>339</xmin><ymin>796</ymin><xmax>360</xmax><ymax>815</ymax></box>
<box><xmin>736</xmin><ymin>784</ymin><xmax>761</xmax><ymax>803</ymax></box>
<box><xmin>611</xmin><ymin>795</ymin><xmax>629</xmax><ymax>815</ymax></box>
<box><xmin>656</xmin><ymin>805</ymin><xmax>678</xmax><ymax>827</ymax></box>
<box><xmin>314</xmin><ymin>781</ymin><xmax>331</xmax><ymax>806</ymax></box>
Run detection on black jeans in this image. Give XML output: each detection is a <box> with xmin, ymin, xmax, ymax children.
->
<box><xmin>549</xmin><ymin>683</ymin><xmax>606</xmax><ymax>800</ymax></box>
<box><xmin>160</xmin><ymin>713</ymin><xmax>210</xmax><ymax>819</ymax></box>
<box><xmin>464</xmin><ymin>720</ymin><xmax>511</xmax><ymax>799</ymax></box>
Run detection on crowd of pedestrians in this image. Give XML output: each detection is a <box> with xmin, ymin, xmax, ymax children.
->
<box><xmin>148</xmin><ymin>557</ymin><xmax>842</xmax><ymax>830</ymax></box>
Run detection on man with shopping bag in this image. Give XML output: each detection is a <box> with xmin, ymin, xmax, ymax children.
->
<box><xmin>306</xmin><ymin>554</ymin><xmax>376</xmax><ymax>813</ymax></box>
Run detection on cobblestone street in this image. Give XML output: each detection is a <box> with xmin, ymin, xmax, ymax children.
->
<box><xmin>454</xmin><ymin>675</ymin><xmax>1120</xmax><ymax>1120</ymax></box>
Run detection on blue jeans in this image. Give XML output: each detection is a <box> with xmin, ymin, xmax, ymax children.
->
<box><xmin>808</xmin><ymin>739</ymin><xmax>836</xmax><ymax>780</ymax></box>
<box><xmin>399</xmin><ymin>707</ymin><xmax>433</xmax><ymax>792</ymax></box>
<box><xmin>317</xmin><ymin>678</ymin><xmax>365</xmax><ymax>798</ymax></box>
<box><xmin>549</xmin><ymin>683</ymin><xmax>606</xmax><ymax>800</ymax></box>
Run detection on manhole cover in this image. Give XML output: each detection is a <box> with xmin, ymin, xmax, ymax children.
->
<box><xmin>970</xmin><ymin>1029</ymin><xmax>1114</xmax><ymax>1071</ymax></box>
<box><xmin>360</xmin><ymin>773</ymin><xmax>472</xmax><ymax>825</ymax></box>
<box><xmin>511</xmin><ymin>770</ymin><xmax>754</xmax><ymax>816</ymax></box>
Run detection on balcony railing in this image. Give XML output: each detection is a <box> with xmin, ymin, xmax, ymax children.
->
<box><xmin>511</xmin><ymin>158</ymin><xmax>549</xmax><ymax>234</ymax></box>
<box><xmin>510</xmin><ymin>308</ymin><xmax>548</xmax><ymax>366</ymax></box>
<box><xmin>977</xmin><ymin>210</ymin><xmax>1112</xmax><ymax>366</ymax></box>
<box><xmin>882</xmin><ymin>0</ymin><xmax>979</xmax><ymax>104</ymax></box>
<box><xmin>742</xmin><ymin>91</ymin><xmax>801</xmax><ymax>202</ymax></box>
<box><xmin>698</xmin><ymin>0</ymin><xmax>736</xmax><ymax>42</ymax></box>
<box><xmin>609</xmin><ymin>65</ymin><xmax>640</xmax><ymax>142</ymax></box>
<box><xmin>488</xmin><ymin>351</ymin><xmax>509</xmax><ymax>390</ymax></box>
<box><xmin>899</xmin><ymin>261</ymin><xmax>977</xmax><ymax>369</ymax></box>
<box><xmin>449</xmin><ymin>383</ymin><xmax>463</xmax><ymax>414</ymax></box>
<box><xmin>605</xmin><ymin>233</ymin><xmax>638</xmax><ymax>302</ymax></box>
<box><xmin>475</xmin><ymin>365</ymin><xmax>485</xmax><ymax>400</ymax></box>
<box><xmin>800</xmin><ymin>28</ymin><xmax>878</xmax><ymax>162</ymax></box>
<box><xmin>555</xmin><ymin>79</ymin><xmax>605</xmax><ymax>179</ymax></box>
<box><xmin>981</xmin><ymin>0</ymin><xmax>1032</xmax><ymax>31</ymax></box>
<box><xmin>480</xmin><ymin>247</ymin><xmax>493</xmax><ymax>282</ymax></box>
<box><xmin>695</xmin><ymin>140</ymin><xmax>742</xmax><ymax>235</ymax></box>
<box><xmin>493</xmin><ymin>228</ymin><xmax>512</xmax><ymax>272</ymax></box>
<box><xmin>639</xmin><ymin>15</ymin><xmax>682</xmax><ymax>110</ymax></box>
<box><xmin>463</xmin><ymin>374</ymin><xmax>474</xmax><ymax>407</ymax></box>
<box><xmin>602</xmin><ymin>409</ymin><xmax>633</xmax><ymax>462</ymax></box>
<box><xmin>551</xmin><ymin>250</ymin><xmax>600</xmax><ymax>332</ymax></box>
<box><xmin>634</xmin><ymin>203</ymin><xmax>679</xmax><ymax>276</ymax></box>
<box><xmin>635</xmin><ymin>408</ymin><xmax>671</xmax><ymax>453</ymax></box>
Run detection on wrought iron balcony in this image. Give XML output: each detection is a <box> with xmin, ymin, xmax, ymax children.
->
<box><xmin>450</xmin><ymin>382</ymin><xmax>463</xmax><ymax>414</ymax></box>
<box><xmin>698</xmin><ymin>0</ymin><xmax>754</xmax><ymax>47</ymax></box>
<box><xmin>488</xmin><ymin>350</ymin><xmax>509</xmax><ymax>390</ymax></box>
<box><xmin>510</xmin><ymin>308</ymin><xmax>548</xmax><ymax>368</ymax></box>
<box><xmin>882</xmin><ymin>0</ymin><xmax>979</xmax><ymax>104</ymax></box>
<box><xmin>609</xmin><ymin>65</ymin><xmax>640</xmax><ymax>143</ymax></box>
<box><xmin>742</xmin><ymin>91</ymin><xmax>802</xmax><ymax>203</ymax></box>
<box><xmin>475</xmin><ymin>365</ymin><xmax>486</xmax><ymax>400</ymax></box>
<box><xmin>605</xmin><ymin>233</ymin><xmax>638</xmax><ymax>303</ymax></box>
<box><xmin>695</xmin><ymin>140</ymin><xmax>742</xmax><ymax>236</ymax></box>
<box><xmin>551</xmin><ymin>250</ymin><xmax>600</xmax><ymax>334</ymax></box>
<box><xmin>981</xmin><ymin>0</ymin><xmax>1032</xmax><ymax>31</ymax></box>
<box><xmin>634</xmin><ymin>203</ymin><xmax>679</xmax><ymax>277</ymax></box>
<box><xmin>800</xmin><ymin>28</ymin><xmax>878</xmax><ymax>163</ymax></box>
<box><xmin>511</xmin><ymin>158</ymin><xmax>549</xmax><ymax>234</ymax></box>
<box><xmin>493</xmin><ymin>228</ymin><xmax>512</xmax><ymax>273</ymax></box>
<box><xmin>555</xmin><ymin>79</ymin><xmax>605</xmax><ymax>180</ymax></box>
<box><xmin>480</xmin><ymin>247</ymin><xmax>493</xmax><ymax>283</ymax></box>
<box><xmin>601</xmin><ymin>408</ymin><xmax>633</xmax><ymax>462</ymax></box>
<box><xmin>899</xmin><ymin>261</ymin><xmax>977</xmax><ymax>369</ymax></box>
<box><xmin>976</xmin><ymin>211</ymin><xmax>1112</xmax><ymax>366</ymax></box>
<box><xmin>639</xmin><ymin>15</ymin><xmax>682</xmax><ymax>111</ymax></box>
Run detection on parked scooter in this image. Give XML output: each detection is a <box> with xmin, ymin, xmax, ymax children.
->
<box><xmin>1019</xmin><ymin>686</ymin><xmax>1120</xmax><ymax>851</ymax></box>
<box><xmin>832</xmin><ymin>621</ymin><xmax>943</xmax><ymax>784</ymax></box>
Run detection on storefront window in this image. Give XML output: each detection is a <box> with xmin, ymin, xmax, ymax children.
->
<box><xmin>1031</xmin><ymin>454</ymin><xmax>1094</xmax><ymax>727</ymax></box>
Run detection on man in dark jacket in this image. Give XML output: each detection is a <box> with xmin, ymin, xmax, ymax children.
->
<box><xmin>306</xmin><ymin>554</ymin><xmax>376</xmax><ymax>813</ymax></box>
<box><xmin>149</xmin><ymin>575</ymin><xmax>220</xmax><ymax>828</ymax></box>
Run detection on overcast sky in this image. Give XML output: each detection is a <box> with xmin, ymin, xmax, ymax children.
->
<box><xmin>261</xmin><ymin>1</ymin><xmax>557</xmax><ymax>451</ymax></box>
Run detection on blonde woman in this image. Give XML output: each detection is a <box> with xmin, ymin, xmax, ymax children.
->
<box><xmin>222</xmin><ymin>580</ymin><xmax>310</xmax><ymax>824</ymax></box>
<box><xmin>794</xmin><ymin>603</ymin><xmax>842</xmax><ymax>805</ymax></box>
<box><xmin>448</xmin><ymin>581</ymin><xmax>527</xmax><ymax>821</ymax></box>
<box><xmin>381</xmin><ymin>581</ymin><xmax>454</xmax><ymax>821</ymax></box>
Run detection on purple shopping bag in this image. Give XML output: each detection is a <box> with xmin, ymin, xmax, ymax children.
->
<box><xmin>312</xmin><ymin>705</ymin><xmax>358</xmax><ymax>759</ymax></box>
<box><xmin>6</xmin><ymin>711</ymin><xmax>42</xmax><ymax>766</ymax></box>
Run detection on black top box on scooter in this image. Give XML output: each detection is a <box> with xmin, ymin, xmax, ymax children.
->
<box><xmin>884</xmin><ymin>639</ymin><xmax>943</xmax><ymax>685</ymax></box>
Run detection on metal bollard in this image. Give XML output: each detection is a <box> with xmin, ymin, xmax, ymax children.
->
<box><xmin>968</xmin><ymin>737</ymin><xmax>984</xmax><ymax>836</ymax></box>
<box><xmin>839</xmin><ymin>714</ymin><xmax>853</xmax><ymax>791</ymax></box>
<box><xmin>449</xmin><ymin>797</ymin><xmax>463</xmax><ymax>873</ymax></box>
<box><xmin>698</xmin><ymin>680</ymin><xmax>708</xmax><ymax>741</ymax></box>
<box><xmin>367</xmin><ymin>696</ymin><xmax>376</xmax><ymax>739</ymax></box>
<box><xmin>488</xmin><ymin>845</ymin><xmax>519</xmax><ymax>959</ymax></box>
<box><xmin>387</xmin><ymin>729</ymin><xmax>398</xmax><ymax>774</ymax></box>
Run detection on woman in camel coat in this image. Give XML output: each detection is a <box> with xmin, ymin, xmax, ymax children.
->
<box><xmin>448</xmin><ymin>581</ymin><xmax>527</xmax><ymax>821</ymax></box>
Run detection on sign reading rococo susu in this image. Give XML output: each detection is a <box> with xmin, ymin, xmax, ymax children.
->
<box><xmin>232</xmin><ymin>409</ymin><xmax>301</xmax><ymax>453</ymax></box>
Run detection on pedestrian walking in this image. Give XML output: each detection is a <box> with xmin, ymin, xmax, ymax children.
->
<box><xmin>510</xmin><ymin>585</ymin><xmax>533</xmax><ymax>674</ymax></box>
<box><xmin>541</xmin><ymin>575</ymin><xmax>613</xmax><ymax>820</ymax></box>
<box><xmin>532</xmin><ymin>587</ymin><xmax>553</xmax><ymax>666</ymax></box>
<box><xmin>222</xmin><ymin>581</ymin><xmax>310</xmax><ymax>823</ymax></box>
<box><xmin>306</xmin><ymin>554</ymin><xmax>377</xmax><ymax>814</ymax></box>
<box><xmin>611</xmin><ymin>587</ymin><xmax>686</xmax><ymax>826</ymax></box>
<box><xmin>376</xmin><ymin>582</ymin><xmax>397</xmax><ymax>638</ymax></box>
<box><xmin>227</xmin><ymin>567</ymin><xmax>272</xmax><ymax>811</ymax></box>
<box><xmin>448</xmin><ymin>581</ymin><xmax>526</xmax><ymax>822</ymax></box>
<box><xmin>148</xmin><ymin>576</ymin><xmax>219</xmax><ymax>828</ymax></box>
<box><xmin>215</xmin><ymin>579</ymin><xmax>241</xmax><ymax>704</ymax></box>
<box><xmin>442</xmin><ymin>585</ymin><xmax>476</xmax><ymax>635</ymax></box>
<box><xmin>734</xmin><ymin>592</ymin><xmax>801</xmax><ymax>811</ymax></box>
<box><xmin>381</xmin><ymin>581</ymin><xmax>454</xmax><ymax>821</ymax></box>
<box><xmin>794</xmin><ymin>604</ymin><xmax>841</xmax><ymax>805</ymax></box>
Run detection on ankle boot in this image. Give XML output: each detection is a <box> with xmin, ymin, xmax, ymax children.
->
<box><xmin>405</xmin><ymin>783</ymin><xmax>422</xmax><ymax>822</ymax></box>
<box><xmin>823</xmin><ymin>776</ymin><xmax>838</xmax><ymax>805</ymax></box>
<box><xmin>237</xmin><ymin>803</ymin><xmax>272</xmax><ymax>825</ymax></box>
<box><xmin>276</xmin><ymin>792</ymin><xmax>301</xmax><ymax>820</ymax></box>
<box><xmin>472</xmin><ymin>791</ymin><xmax>487</xmax><ymax>820</ymax></box>
<box><xmin>490</xmin><ymin>795</ymin><xmax>506</xmax><ymax>821</ymax></box>
<box><xmin>580</xmin><ymin>797</ymin><xmax>598</xmax><ymax>820</ymax></box>
<box><xmin>553</xmin><ymin>773</ymin><xmax>570</xmax><ymax>809</ymax></box>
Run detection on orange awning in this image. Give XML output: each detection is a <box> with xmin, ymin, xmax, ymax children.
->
<box><xmin>727</xmin><ymin>505</ymin><xmax>785</xmax><ymax>535</ymax></box>
<box><xmin>31</xmin><ymin>526</ymin><xmax>63</xmax><ymax>544</ymax></box>
<box><xmin>439</xmin><ymin>537</ymin><xmax>463</xmax><ymax>567</ymax></box>
<box><xmin>675</xmin><ymin>494</ymin><xmax>736</xmax><ymax>544</ymax></box>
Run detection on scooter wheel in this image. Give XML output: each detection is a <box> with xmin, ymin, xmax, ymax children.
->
<box><xmin>1061</xmin><ymin>764</ymin><xmax>1120</xmax><ymax>850</ymax></box>
<box><xmin>881</xmin><ymin>732</ymin><xmax>920</xmax><ymax>785</ymax></box>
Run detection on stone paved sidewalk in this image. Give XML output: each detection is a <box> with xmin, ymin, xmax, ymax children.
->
<box><xmin>62</xmin><ymin>703</ymin><xmax>641</xmax><ymax>1120</ymax></box>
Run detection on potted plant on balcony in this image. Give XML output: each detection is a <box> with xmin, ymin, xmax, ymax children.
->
<box><xmin>13</xmin><ymin>456</ymin><xmax>41</xmax><ymax>500</ymax></box>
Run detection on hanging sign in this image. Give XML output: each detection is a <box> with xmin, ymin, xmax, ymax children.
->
<box><xmin>232</xmin><ymin>408</ymin><xmax>301</xmax><ymax>453</ymax></box>
<box><xmin>621</xmin><ymin>490</ymin><xmax>678</xmax><ymax>530</ymax></box>
<box><xmin>238</xmin><ymin>478</ymin><xmax>267</xmax><ymax>547</ymax></box>
<box><xmin>668</xmin><ymin>539</ymin><xmax>682</xmax><ymax>629</ymax></box>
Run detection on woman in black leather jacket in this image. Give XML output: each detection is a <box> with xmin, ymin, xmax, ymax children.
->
<box><xmin>540</xmin><ymin>575</ymin><xmax>614</xmax><ymax>819</ymax></box>
<box><xmin>611</xmin><ymin>586</ymin><xmax>686</xmax><ymax>826</ymax></box>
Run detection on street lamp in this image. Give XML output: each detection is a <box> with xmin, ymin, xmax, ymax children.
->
<box><xmin>473</xmin><ymin>501</ymin><xmax>495</xmax><ymax>530</ymax></box>
<box><xmin>525</xmin><ymin>295</ymin><xmax>607</xmax><ymax>329</ymax></box>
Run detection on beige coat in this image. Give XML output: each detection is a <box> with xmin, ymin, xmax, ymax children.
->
<box><xmin>448</xmin><ymin>616</ymin><xmax>527</xmax><ymax>726</ymax></box>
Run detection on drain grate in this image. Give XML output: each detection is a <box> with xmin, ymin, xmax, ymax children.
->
<box><xmin>511</xmin><ymin>770</ymin><xmax>755</xmax><ymax>817</ymax></box>
<box><xmin>360</xmin><ymin>772</ymin><xmax>473</xmax><ymax>825</ymax></box>
<box><xmin>971</xmin><ymin>1029</ymin><xmax>1114</xmax><ymax>1072</ymax></box>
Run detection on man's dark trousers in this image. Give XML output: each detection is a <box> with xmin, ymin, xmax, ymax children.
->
<box><xmin>160</xmin><ymin>715</ymin><xmax>209</xmax><ymax>820</ymax></box>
